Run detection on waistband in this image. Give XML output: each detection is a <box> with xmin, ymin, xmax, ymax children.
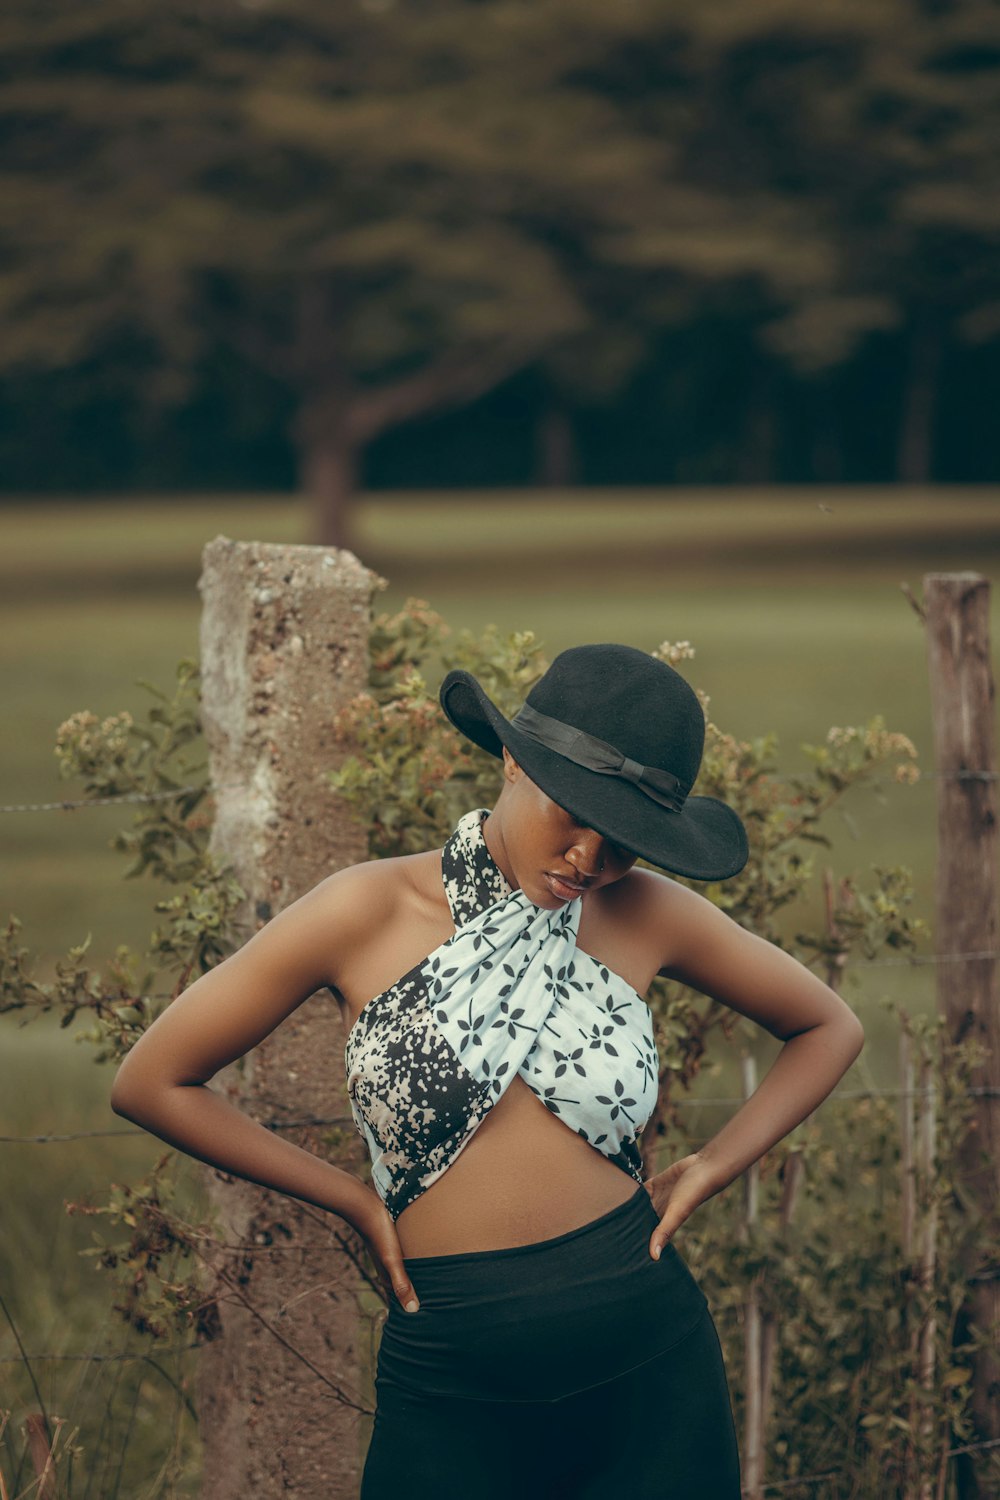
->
<box><xmin>379</xmin><ymin>1183</ymin><xmax>710</xmax><ymax>1403</ymax></box>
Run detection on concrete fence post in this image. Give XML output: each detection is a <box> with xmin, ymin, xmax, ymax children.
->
<box><xmin>195</xmin><ymin>536</ymin><xmax>382</xmax><ymax>1499</ymax></box>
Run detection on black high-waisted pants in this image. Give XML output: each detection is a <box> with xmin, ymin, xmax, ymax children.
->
<box><xmin>360</xmin><ymin>1183</ymin><xmax>742</xmax><ymax>1499</ymax></box>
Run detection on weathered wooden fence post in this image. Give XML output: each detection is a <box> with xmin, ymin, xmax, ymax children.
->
<box><xmin>195</xmin><ymin>536</ymin><xmax>381</xmax><ymax>1499</ymax></box>
<box><xmin>923</xmin><ymin>572</ymin><xmax>1000</xmax><ymax>1500</ymax></box>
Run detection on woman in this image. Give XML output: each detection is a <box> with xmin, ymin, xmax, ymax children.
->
<box><xmin>111</xmin><ymin>642</ymin><xmax>865</xmax><ymax>1499</ymax></box>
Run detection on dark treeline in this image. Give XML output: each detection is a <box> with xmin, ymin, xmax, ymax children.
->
<box><xmin>2</xmin><ymin>1</ymin><xmax>999</xmax><ymax>540</ymax></box>
<box><xmin>2</xmin><ymin>319</ymin><xmax>998</xmax><ymax>497</ymax></box>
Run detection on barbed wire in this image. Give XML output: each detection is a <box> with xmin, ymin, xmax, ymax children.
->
<box><xmin>0</xmin><ymin>768</ymin><xmax>996</xmax><ymax>815</ymax></box>
<box><xmin>856</xmin><ymin>948</ymin><xmax>1000</xmax><ymax>968</ymax></box>
<box><xmin>665</xmin><ymin>1082</ymin><xmax>1000</xmax><ymax>1107</ymax></box>
<box><xmin>0</xmin><ymin>1129</ymin><xmax>150</xmax><ymax>1143</ymax></box>
<box><xmin>0</xmin><ymin>783</ymin><xmax>214</xmax><ymax>814</ymax></box>
<box><xmin>82</xmin><ymin>947</ymin><xmax>1000</xmax><ymax>1006</ymax></box>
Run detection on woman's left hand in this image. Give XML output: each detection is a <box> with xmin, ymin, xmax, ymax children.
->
<box><xmin>643</xmin><ymin>1152</ymin><xmax>720</xmax><ymax>1260</ymax></box>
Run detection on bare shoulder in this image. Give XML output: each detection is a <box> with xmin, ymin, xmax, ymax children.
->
<box><xmin>314</xmin><ymin>846</ymin><xmax>451</xmax><ymax>1019</ymax></box>
<box><xmin>602</xmin><ymin>864</ymin><xmax>756</xmax><ymax>978</ymax></box>
<box><xmin>590</xmin><ymin>863</ymin><xmax>759</xmax><ymax>991</ymax></box>
<box><xmin>309</xmin><ymin>847</ymin><xmax>446</xmax><ymax>969</ymax></box>
<box><xmin>311</xmin><ymin>852</ymin><xmax>405</xmax><ymax>923</ymax></box>
<box><xmin>592</xmin><ymin>863</ymin><xmax>685</xmax><ymax>942</ymax></box>
<box><xmin>581</xmin><ymin>866</ymin><xmax>685</xmax><ymax>995</ymax></box>
<box><xmin>615</xmin><ymin>866</ymin><xmax>864</xmax><ymax>1046</ymax></box>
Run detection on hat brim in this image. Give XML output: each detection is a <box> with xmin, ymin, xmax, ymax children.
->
<box><xmin>439</xmin><ymin>669</ymin><xmax>749</xmax><ymax>882</ymax></box>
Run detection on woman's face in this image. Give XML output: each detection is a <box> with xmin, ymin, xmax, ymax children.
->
<box><xmin>485</xmin><ymin>747</ymin><xmax>639</xmax><ymax>907</ymax></box>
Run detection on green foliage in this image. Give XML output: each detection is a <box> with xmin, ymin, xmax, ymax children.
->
<box><xmin>328</xmin><ymin>600</ymin><xmax>551</xmax><ymax>856</ymax></box>
<box><xmin>69</xmin><ymin>1152</ymin><xmax>222</xmax><ymax>1347</ymax></box>
<box><xmin>54</xmin><ymin>658</ymin><xmax>211</xmax><ymax>884</ymax></box>
<box><xmin>2</xmin><ymin>659</ymin><xmax>239</xmax><ymax>1497</ymax></box>
<box><xmin>685</xmin><ymin>1004</ymin><xmax>996</xmax><ymax>1496</ymax></box>
<box><xmin>2</xmin><ymin>659</ymin><xmax>245</xmax><ymax>1062</ymax></box>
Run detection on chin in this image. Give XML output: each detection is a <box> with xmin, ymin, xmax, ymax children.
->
<box><xmin>535</xmin><ymin>873</ymin><xmax>572</xmax><ymax>907</ymax></box>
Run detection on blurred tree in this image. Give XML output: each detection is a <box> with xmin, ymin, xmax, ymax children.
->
<box><xmin>3</xmin><ymin>1</ymin><xmax>997</xmax><ymax>519</ymax></box>
<box><xmin>673</xmin><ymin>1</ymin><xmax>1000</xmax><ymax>482</ymax></box>
<box><xmin>0</xmin><ymin>0</ymin><xmax>830</xmax><ymax>543</ymax></box>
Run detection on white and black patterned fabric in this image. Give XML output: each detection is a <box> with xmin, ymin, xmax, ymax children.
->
<box><xmin>345</xmin><ymin>807</ymin><xmax>660</xmax><ymax>1221</ymax></box>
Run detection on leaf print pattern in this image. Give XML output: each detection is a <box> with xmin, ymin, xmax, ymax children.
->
<box><xmin>491</xmin><ymin>995</ymin><xmax>533</xmax><ymax>1040</ymax></box>
<box><xmin>553</xmin><ymin>1045</ymin><xmax>587</xmax><ymax>1079</ymax></box>
<box><xmin>543</xmin><ymin>959</ymin><xmax>589</xmax><ymax>1005</ymax></box>
<box><xmin>344</xmin><ymin>806</ymin><xmax>660</xmax><ymax>1220</ymax></box>
<box><xmin>632</xmin><ymin>1035</ymin><xmax>658</xmax><ymax>1093</ymax></box>
<box><xmin>595</xmin><ymin>1077</ymin><xmax>639</xmax><ymax>1127</ymax></box>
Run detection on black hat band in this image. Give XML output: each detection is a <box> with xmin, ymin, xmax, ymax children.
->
<box><xmin>509</xmin><ymin>703</ymin><xmax>689</xmax><ymax>813</ymax></box>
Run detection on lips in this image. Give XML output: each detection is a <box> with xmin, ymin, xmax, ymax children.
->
<box><xmin>546</xmin><ymin>872</ymin><xmax>587</xmax><ymax>900</ymax></box>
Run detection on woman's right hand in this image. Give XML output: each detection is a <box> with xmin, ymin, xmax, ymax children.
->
<box><xmin>352</xmin><ymin>1192</ymin><xmax>421</xmax><ymax>1313</ymax></box>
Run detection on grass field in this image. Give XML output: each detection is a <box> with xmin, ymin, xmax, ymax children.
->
<box><xmin>2</xmin><ymin>486</ymin><xmax>998</xmax><ymax>1493</ymax></box>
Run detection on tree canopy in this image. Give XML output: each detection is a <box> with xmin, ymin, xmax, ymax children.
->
<box><xmin>2</xmin><ymin>1</ymin><xmax>999</xmax><ymax>533</ymax></box>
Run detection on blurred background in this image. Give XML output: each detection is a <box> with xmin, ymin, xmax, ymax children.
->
<box><xmin>1</xmin><ymin>3</ymin><xmax>999</xmax><ymax>1488</ymax></box>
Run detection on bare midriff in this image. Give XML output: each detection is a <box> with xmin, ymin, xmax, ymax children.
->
<box><xmin>393</xmin><ymin>1073</ymin><xmax>640</xmax><ymax>1257</ymax></box>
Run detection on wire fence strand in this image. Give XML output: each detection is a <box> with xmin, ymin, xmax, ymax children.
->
<box><xmin>1</xmin><ymin>783</ymin><xmax>216</xmax><ymax>814</ymax></box>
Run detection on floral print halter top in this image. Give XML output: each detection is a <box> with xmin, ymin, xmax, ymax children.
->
<box><xmin>345</xmin><ymin>807</ymin><xmax>660</xmax><ymax>1221</ymax></box>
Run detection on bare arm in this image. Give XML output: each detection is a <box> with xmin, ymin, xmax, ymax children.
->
<box><xmin>109</xmin><ymin>860</ymin><xmax>391</xmax><ymax>1230</ymax></box>
<box><xmin>654</xmin><ymin>876</ymin><xmax>865</xmax><ymax>1197</ymax></box>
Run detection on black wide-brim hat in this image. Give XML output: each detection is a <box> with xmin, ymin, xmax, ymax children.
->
<box><xmin>439</xmin><ymin>642</ymin><xmax>749</xmax><ymax>882</ymax></box>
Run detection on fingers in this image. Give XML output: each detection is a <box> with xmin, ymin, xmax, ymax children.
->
<box><xmin>375</xmin><ymin>1269</ymin><xmax>419</xmax><ymax>1312</ymax></box>
<box><xmin>383</xmin><ymin>1255</ymin><xmax>420</xmax><ymax>1312</ymax></box>
<box><xmin>649</xmin><ymin>1220</ymin><xmax>674</xmax><ymax>1260</ymax></box>
<box><xmin>370</xmin><ymin>1228</ymin><xmax>420</xmax><ymax>1312</ymax></box>
<box><xmin>354</xmin><ymin>1196</ymin><xmax>422</xmax><ymax>1313</ymax></box>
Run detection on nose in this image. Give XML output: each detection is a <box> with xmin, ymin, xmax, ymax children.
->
<box><xmin>566</xmin><ymin>831</ymin><xmax>606</xmax><ymax>881</ymax></box>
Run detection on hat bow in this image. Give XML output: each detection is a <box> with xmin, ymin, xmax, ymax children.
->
<box><xmin>510</xmin><ymin>703</ymin><xmax>688</xmax><ymax>814</ymax></box>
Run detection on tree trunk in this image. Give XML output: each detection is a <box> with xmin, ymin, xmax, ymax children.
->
<box><xmin>288</xmin><ymin>278</ymin><xmax>362</xmax><ymax>551</ymax></box>
<box><xmin>898</xmin><ymin>318</ymin><xmax>942</xmax><ymax>484</ymax></box>
<box><xmin>298</xmin><ymin>417</ymin><xmax>359</xmax><ymax>551</ymax></box>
